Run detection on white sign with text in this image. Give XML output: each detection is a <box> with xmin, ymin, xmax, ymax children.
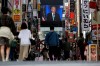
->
<box><xmin>82</xmin><ymin>0</ymin><xmax>90</xmax><ymax>31</ymax></box>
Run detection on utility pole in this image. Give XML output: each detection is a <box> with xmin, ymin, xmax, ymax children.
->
<box><xmin>76</xmin><ymin>0</ymin><xmax>81</xmax><ymax>37</ymax></box>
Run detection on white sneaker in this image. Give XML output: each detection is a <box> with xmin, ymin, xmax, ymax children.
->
<box><xmin>5</xmin><ymin>58</ymin><xmax>9</xmax><ymax>62</ymax></box>
<box><xmin>17</xmin><ymin>59</ymin><xmax>19</xmax><ymax>62</ymax></box>
<box><xmin>2</xmin><ymin>59</ymin><xmax>6</xmax><ymax>62</ymax></box>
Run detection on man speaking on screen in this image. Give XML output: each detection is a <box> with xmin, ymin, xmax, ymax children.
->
<box><xmin>47</xmin><ymin>6</ymin><xmax>61</xmax><ymax>21</ymax></box>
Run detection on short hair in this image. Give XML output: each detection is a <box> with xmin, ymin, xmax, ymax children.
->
<box><xmin>23</xmin><ymin>19</ymin><xmax>26</xmax><ymax>21</ymax></box>
<box><xmin>50</xmin><ymin>26</ymin><xmax>54</xmax><ymax>30</ymax></box>
<box><xmin>21</xmin><ymin>23</ymin><xmax>27</xmax><ymax>29</ymax></box>
<box><xmin>64</xmin><ymin>38</ymin><xmax>68</xmax><ymax>42</ymax></box>
<box><xmin>80</xmin><ymin>33</ymin><xmax>83</xmax><ymax>37</ymax></box>
<box><xmin>51</xmin><ymin>6</ymin><xmax>56</xmax><ymax>9</ymax></box>
<box><xmin>1</xmin><ymin>7</ymin><xmax>9</xmax><ymax>14</ymax></box>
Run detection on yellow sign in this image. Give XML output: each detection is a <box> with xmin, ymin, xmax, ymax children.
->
<box><xmin>70</xmin><ymin>19</ymin><xmax>75</xmax><ymax>25</ymax></box>
<box><xmin>37</xmin><ymin>4</ymin><xmax>40</xmax><ymax>11</ymax></box>
<box><xmin>13</xmin><ymin>15</ymin><xmax>20</xmax><ymax>21</ymax></box>
<box><xmin>13</xmin><ymin>0</ymin><xmax>21</xmax><ymax>22</ymax></box>
<box><xmin>14</xmin><ymin>9</ymin><xmax>20</xmax><ymax>14</ymax></box>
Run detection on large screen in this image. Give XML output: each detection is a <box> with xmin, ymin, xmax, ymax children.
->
<box><xmin>40</xmin><ymin>0</ymin><xmax>63</xmax><ymax>27</ymax></box>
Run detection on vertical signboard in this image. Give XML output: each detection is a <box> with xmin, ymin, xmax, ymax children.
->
<box><xmin>91</xmin><ymin>6</ymin><xmax>100</xmax><ymax>40</ymax></box>
<box><xmin>82</xmin><ymin>0</ymin><xmax>90</xmax><ymax>31</ymax></box>
<box><xmin>33</xmin><ymin>0</ymin><xmax>37</xmax><ymax>9</ymax></box>
<box><xmin>13</xmin><ymin>0</ymin><xmax>21</xmax><ymax>22</ymax></box>
<box><xmin>37</xmin><ymin>0</ymin><xmax>40</xmax><ymax>11</ymax></box>
<box><xmin>92</xmin><ymin>24</ymin><xmax>100</xmax><ymax>40</ymax></box>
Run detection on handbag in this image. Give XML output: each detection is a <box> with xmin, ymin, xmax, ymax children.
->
<box><xmin>9</xmin><ymin>39</ymin><xmax>17</xmax><ymax>47</ymax></box>
<box><xmin>0</xmin><ymin>26</ymin><xmax>14</xmax><ymax>40</ymax></box>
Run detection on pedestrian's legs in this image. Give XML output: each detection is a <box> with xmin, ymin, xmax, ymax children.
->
<box><xmin>54</xmin><ymin>46</ymin><xmax>58</xmax><ymax>60</ymax></box>
<box><xmin>63</xmin><ymin>51</ymin><xmax>67</xmax><ymax>60</ymax></box>
<box><xmin>0</xmin><ymin>45</ymin><xmax>5</xmax><ymax>61</ymax></box>
<box><xmin>57</xmin><ymin>47</ymin><xmax>61</xmax><ymax>60</ymax></box>
<box><xmin>19</xmin><ymin>45</ymin><xmax>24</xmax><ymax>61</ymax></box>
<box><xmin>23</xmin><ymin>45</ymin><xmax>29</xmax><ymax>60</ymax></box>
<box><xmin>9</xmin><ymin>47</ymin><xmax>13</xmax><ymax>60</ymax></box>
<box><xmin>49</xmin><ymin>46</ymin><xmax>53</xmax><ymax>60</ymax></box>
<box><xmin>6</xmin><ymin>47</ymin><xmax>10</xmax><ymax>61</ymax></box>
<box><xmin>12</xmin><ymin>47</ymin><xmax>16</xmax><ymax>60</ymax></box>
<box><xmin>63</xmin><ymin>51</ymin><xmax>70</xmax><ymax>60</ymax></box>
<box><xmin>80</xmin><ymin>49</ymin><xmax>85</xmax><ymax>60</ymax></box>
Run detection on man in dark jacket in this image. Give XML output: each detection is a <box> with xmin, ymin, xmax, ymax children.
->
<box><xmin>45</xmin><ymin>26</ymin><xmax>59</xmax><ymax>60</ymax></box>
<box><xmin>47</xmin><ymin>6</ymin><xmax>61</xmax><ymax>21</ymax></box>
<box><xmin>77</xmin><ymin>33</ymin><xmax>85</xmax><ymax>60</ymax></box>
<box><xmin>62</xmin><ymin>38</ymin><xmax>70</xmax><ymax>60</ymax></box>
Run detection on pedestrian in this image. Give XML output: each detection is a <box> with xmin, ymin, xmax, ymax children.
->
<box><xmin>77</xmin><ymin>33</ymin><xmax>85</xmax><ymax>60</ymax></box>
<box><xmin>62</xmin><ymin>38</ymin><xmax>70</xmax><ymax>60</ymax></box>
<box><xmin>57</xmin><ymin>35</ymin><xmax>62</xmax><ymax>60</ymax></box>
<box><xmin>18</xmin><ymin>23</ymin><xmax>31</xmax><ymax>61</ymax></box>
<box><xmin>22</xmin><ymin>19</ymin><xmax>28</xmax><ymax>27</ymax></box>
<box><xmin>45</xmin><ymin>26</ymin><xmax>59</xmax><ymax>61</ymax></box>
<box><xmin>86</xmin><ymin>32</ymin><xmax>93</xmax><ymax>45</ymax></box>
<box><xmin>0</xmin><ymin>7</ymin><xmax>16</xmax><ymax>62</ymax></box>
<box><xmin>84</xmin><ymin>32</ymin><xmax>93</xmax><ymax>60</ymax></box>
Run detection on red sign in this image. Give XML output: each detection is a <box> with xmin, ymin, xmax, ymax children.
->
<box><xmin>70</xmin><ymin>12</ymin><xmax>75</xmax><ymax>19</ymax></box>
<box><xmin>89</xmin><ymin>1</ymin><xmax>97</xmax><ymax>9</ymax></box>
<box><xmin>92</xmin><ymin>24</ymin><xmax>100</xmax><ymax>29</ymax></box>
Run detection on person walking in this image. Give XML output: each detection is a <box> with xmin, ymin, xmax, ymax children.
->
<box><xmin>18</xmin><ymin>23</ymin><xmax>31</xmax><ymax>61</ymax></box>
<box><xmin>0</xmin><ymin>7</ymin><xmax>16</xmax><ymax>62</ymax></box>
<box><xmin>77</xmin><ymin>33</ymin><xmax>85</xmax><ymax>60</ymax></box>
<box><xmin>62</xmin><ymin>38</ymin><xmax>70</xmax><ymax>60</ymax></box>
<box><xmin>45</xmin><ymin>26</ymin><xmax>59</xmax><ymax>61</ymax></box>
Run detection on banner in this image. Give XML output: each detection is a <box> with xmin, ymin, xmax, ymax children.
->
<box><xmin>92</xmin><ymin>24</ymin><xmax>100</xmax><ymax>40</ymax></box>
<box><xmin>89</xmin><ymin>44</ymin><xmax>97</xmax><ymax>61</ymax></box>
<box><xmin>82</xmin><ymin>0</ymin><xmax>90</xmax><ymax>31</ymax></box>
<box><xmin>91</xmin><ymin>9</ymin><xmax>100</xmax><ymax>40</ymax></box>
<box><xmin>13</xmin><ymin>0</ymin><xmax>21</xmax><ymax>22</ymax></box>
<box><xmin>85</xmin><ymin>44</ymin><xmax>97</xmax><ymax>61</ymax></box>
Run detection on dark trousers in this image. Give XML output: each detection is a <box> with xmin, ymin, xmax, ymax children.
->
<box><xmin>80</xmin><ymin>48</ymin><xmax>85</xmax><ymax>60</ymax></box>
<box><xmin>9</xmin><ymin>47</ymin><xmax>17</xmax><ymax>61</ymax></box>
<box><xmin>63</xmin><ymin>51</ymin><xmax>70</xmax><ymax>60</ymax></box>
<box><xmin>57</xmin><ymin>47</ymin><xmax>61</xmax><ymax>60</ymax></box>
<box><xmin>49</xmin><ymin>46</ymin><xmax>58</xmax><ymax>61</ymax></box>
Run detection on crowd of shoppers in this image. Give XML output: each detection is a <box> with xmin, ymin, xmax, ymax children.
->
<box><xmin>0</xmin><ymin>7</ymin><xmax>93</xmax><ymax>62</ymax></box>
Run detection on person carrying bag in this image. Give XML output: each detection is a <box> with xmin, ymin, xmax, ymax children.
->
<box><xmin>0</xmin><ymin>7</ymin><xmax>16</xmax><ymax>62</ymax></box>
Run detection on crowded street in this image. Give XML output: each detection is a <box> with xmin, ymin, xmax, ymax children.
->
<box><xmin>0</xmin><ymin>0</ymin><xmax>100</xmax><ymax>66</ymax></box>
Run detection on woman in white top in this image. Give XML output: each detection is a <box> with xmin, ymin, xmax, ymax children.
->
<box><xmin>18</xmin><ymin>23</ymin><xmax>31</xmax><ymax>61</ymax></box>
